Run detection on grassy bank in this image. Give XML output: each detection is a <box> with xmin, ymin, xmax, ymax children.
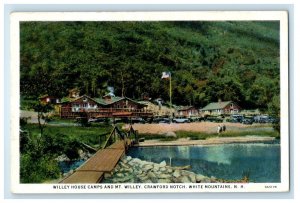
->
<box><xmin>140</xmin><ymin>128</ymin><xmax>280</xmax><ymax>142</ymax></box>
<box><xmin>20</xmin><ymin>123</ymin><xmax>113</xmax><ymax>183</ymax></box>
<box><xmin>24</xmin><ymin>123</ymin><xmax>113</xmax><ymax>148</ymax></box>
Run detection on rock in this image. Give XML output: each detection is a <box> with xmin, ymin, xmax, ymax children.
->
<box><xmin>167</xmin><ymin>168</ymin><xmax>173</xmax><ymax>173</ymax></box>
<box><xmin>201</xmin><ymin>177</ymin><xmax>212</xmax><ymax>183</ymax></box>
<box><xmin>104</xmin><ymin>172</ymin><xmax>113</xmax><ymax>179</ymax></box>
<box><xmin>147</xmin><ymin>171</ymin><xmax>156</xmax><ymax>179</ymax></box>
<box><xmin>121</xmin><ymin>158</ymin><xmax>128</xmax><ymax>164</ymax></box>
<box><xmin>116</xmin><ymin>173</ymin><xmax>124</xmax><ymax>178</ymax></box>
<box><xmin>138</xmin><ymin>175</ymin><xmax>149</xmax><ymax>181</ymax></box>
<box><xmin>128</xmin><ymin>158</ymin><xmax>142</xmax><ymax>166</ymax></box>
<box><xmin>126</xmin><ymin>156</ymin><xmax>132</xmax><ymax>161</ymax></box>
<box><xmin>153</xmin><ymin>165</ymin><xmax>160</xmax><ymax>172</ymax></box>
<box><xmin>179</xmin><ymin>175</ymin><xmax>192</xmax><ymax>183</ymax></box>
<box><xmin>165</xmin><ymin>131</ymin><xmax>177</xmax><ymax>138</ymax></box>
<box><xmin>188</xmin><ymin>173</ymin><xmax>196</xmax><ymax>183</ymax></box>
<box><xmin>159</xmin><ymin>161</ymin><xmax>167</xmax><ymax>167</ymax></box>
<box><xmin>160</xmin><ymin>167</ymin><xmax>167</xmax><ymax>172</ymax></box>
<box><xmin>144</xmin><ymin>179</ymin><xmax>153</xmax><ymax>183</ymax></box>
<box><xmin>196</xmin><ymin>174</ymin><xmax>206</xmax><ymax>182</ymax></box>
<box><xmin>181</xmin><ymin>170</ymin><xmax>194</xmax><ymax>176</ymax></box>
<box><xmin>113</xmin><ymin>175</ymin><xmax>132</xmax><ymax>183</ymax></box>
<box><xmin>119</xmin><ymin>162</ymin><xmax>130</xmax><ymax>169</ymax></box>
<box><xmin>173</xmin><ymin>170</ymin><xmax>181</xmax><ymax>178</ymax></box>
<box><xmin>158</xmin><ymin>174</ymin><xmax>172</xmax><ymax>179</ymax></box>
<box><xmin>153</xmin><ymin>170</ymin><xmax>162</xmax><ymax>175</ymax></box>
<box><xmin>55</xmin><ymin>154</ymin><xmax>70</xmax><ymax>162</ymax></box>
<box><xmin>142</xmin><ymin>164</ymin><xmax>153</xmax><ymax>172</ymax></box>
<box><xmin>134</xmin><ymin>169</ymin><xmax>143</xmax><ymax>175</ymax></box>
<box><xmin>158</xmin><ymin>178</ymin><xmax>171</xmax><ymax>183</ymax></box>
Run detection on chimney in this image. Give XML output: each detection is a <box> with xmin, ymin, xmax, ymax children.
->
<box><xmin>218</xmin><ymin>98</ymin><xmax>222</xmax><ymax>103</ymax></box>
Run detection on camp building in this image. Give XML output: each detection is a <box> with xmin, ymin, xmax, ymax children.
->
<box><xmin>201</xmin><ymin>101</ymin><xmax>241</xmax><ymax>115</ymax></box>
<box><xmin>59</xmin><ymin>94</ymin><xmax>149</xmax><ymax>119</ymax></box>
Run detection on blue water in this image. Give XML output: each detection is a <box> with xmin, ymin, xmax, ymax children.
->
<box><xmin>127</xmin><ymin>142</ymin><xmax>281</xmax><ymax>183</ymax></box>
<box><xmin>59</xmin><ymin>159</ymin><xmax>85</xmax><ymax>174</ymax></box>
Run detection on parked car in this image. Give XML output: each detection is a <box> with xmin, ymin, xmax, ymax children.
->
<box><xmin>253</xmin><ymin>115</ymin><xmax>269</xmax><ymax>123</ymax></box>
<box><xmin>231</xmin><ymin>114</ymin><xmax>244</xmax><ymax>123</ymax></box>
<box><xmin>242</xmin><ymin>116</ymin><xmax>254</xmax><ymax>125</ymax></box>
<box><xmin>172</xmin><ymin>117</ymin><xmax>190</xmax><ymax>123</ymax></box>
<box><xmin>152</xmin><ymin>117</ymin><xmax>171</xmax><ymax>124</ymax></box>
<box><xmin>205</xmin><ymin>116</ymin><xmax>223</xmax><ymax>123</ymax></box>
<box><xmin>268</xmin><ymin>117</ymin><xmax>279</xmax><ymax>123</ymax></box>
<box><xmin>131</xmin><ymin>117</ymin><xmax>146</xmax><ymax>124</ymax></box>
<box><xmin>88</xmin><ymin>117</ymin><xmax>107</xmax><ymax>123</ymax></box>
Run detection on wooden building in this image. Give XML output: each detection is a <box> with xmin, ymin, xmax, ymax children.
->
<box><xmin>39</xmin><ymin>94</ymin><xmax>60</xmax><ymax>104</ymax></box>
<box><xmin>201</xmin><ymin>101</ymin><xmax>241</xmax><ymax>115</ymax></box>
<box><xmin>60</xmin><ymin>94</ymin><xmax>150</xmax><ymax>118</ymax></box>
<box><xmin>177</xmin><ymin>106</ymin><xmax>199</xmax><ymax>117</ymax></box>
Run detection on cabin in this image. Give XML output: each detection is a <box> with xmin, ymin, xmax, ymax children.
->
<box><xmin>201</xmin><ymin>101</ymin><xmax>241</xmax><ymax>115</ymax></box>
<box><xmin>177</xmin><ymin>106</ymin><xmax>199</xmax><ymax>117</ymax></box>
<box><xmin>59</xmin><ymin>94</ymin><xmax>149</xmax><ymax>118</ymax></box>
<box><xmin>39</xmin><ymin>94</ymin><xmax>60</xmax><ymax>104</ymax></box>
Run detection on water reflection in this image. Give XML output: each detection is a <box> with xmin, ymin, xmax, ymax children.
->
<box><xmin>127</xmin><ymin>143</ymin><xmax>280</xmax><ymax>183</ymax></box>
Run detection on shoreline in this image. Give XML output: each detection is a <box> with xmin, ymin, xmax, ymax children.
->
<box><xmin>134</xmin><ymin>136</ymin><xmax>277</xmax><ymax>147</ymax></box>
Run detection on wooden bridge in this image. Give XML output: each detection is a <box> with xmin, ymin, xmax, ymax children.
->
<box><xmin>60</xmin><ymin>125</ymin><xmax>138</xmax><ymax>183</ymax></box>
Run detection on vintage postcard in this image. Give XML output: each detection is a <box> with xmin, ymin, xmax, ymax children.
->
<box><xmin>10</xmin><ymin>11</ymin><xmax>289</xmax><ymax>193</ymax></box>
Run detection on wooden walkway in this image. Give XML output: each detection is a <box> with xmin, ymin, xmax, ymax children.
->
<box><xmin>60</xmin><ymin>140</ymin><xmax>130</xmax><ymax>183</ymax></box>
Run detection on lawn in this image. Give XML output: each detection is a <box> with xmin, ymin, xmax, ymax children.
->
<box><xmin>23</xmin><ymin>123</ymin><xmax>114</xmax><ymax>149</ymax></box>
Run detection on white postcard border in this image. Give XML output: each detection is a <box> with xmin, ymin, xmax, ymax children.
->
<box><xmin>10</xmin><ymin>11</ymin><xmax>289</xmax><ymax>193</ymax></box>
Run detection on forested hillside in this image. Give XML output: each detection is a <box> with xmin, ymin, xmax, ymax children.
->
<box><xmin>20</xmin><ymin>21</ymin><xmax>280</xmax><ymax>111</ymax></box>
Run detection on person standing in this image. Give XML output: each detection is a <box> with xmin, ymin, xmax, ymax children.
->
<box><xmin>217</xmin><ymin>125</ymin><xmax>221</xmax><ymax>134</ymax></box>
<box><xmin>222</xmin><ymin>124</ymin><xmax>226</xmax><ymax>132</ymax></box>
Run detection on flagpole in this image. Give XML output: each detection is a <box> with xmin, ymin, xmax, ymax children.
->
<box><xmin>169</xmin><ymin>72</ymin><xmax>172</xmax><ymax>118</ymax></box>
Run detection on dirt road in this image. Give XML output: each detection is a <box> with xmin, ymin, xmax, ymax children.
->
<box><xmin>131</xmin><ymin>122</ymin><xmax>272</xmax><ymax>134</ymax></box>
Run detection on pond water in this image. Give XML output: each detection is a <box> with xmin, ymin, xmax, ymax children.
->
<box><xmin>127</xmin><ymin>142</ymin><xmax>281</xmax><ymax>183</ymax></box>
<box><xmin>59</xmin><ymin>159</ymin><xmax>85</xmax><ymax>174</ymax></box>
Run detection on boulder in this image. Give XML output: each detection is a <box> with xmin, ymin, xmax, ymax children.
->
<box><xmin>159</xmin><ymin>161</ymin><xmax>167</xmax><ymax>167</ymax></box>
<box><xmin>147</xmin><ymin>171</ymin><xmax>156</xmax><ymax>179</ymax></box>
<box><xmin>114</xmin><ymin>175</ymin><xmax>132</xmax><ymax>183</ymax></box>
<box><xmin>104</xmin><ymin>172</ymin><xmax>113</xmax><ymax>179</ymax></box>
<box><xmin>196</xmin><ymin>174</ymin><xmax>206</xmax><ymax>182</ymax></box>
<box><xmin>116</xmin><ymin>173</ymin><xmax>124</xmax><ymax>178</ymax></box>
<box><xmin>167</xmin><ymin>168</ymin><xmax>173</xmax><ymax>173</ymax></box>
<box><xmin>158</xmin><ymin>178</ymin><xmax>172</xmax><ymax>183</ymax></box>
<box><xmin>126</xmin><ymin>156</ymin><xmax>132</xmax><ymax>161</ymax></box>
<box><xmin>173</xmin><ymin>170</ymin><xmax>181</xmax><ymax>178</ymax></box>
<box><xmin>160</xmin><ymin>167</ymin><xmax>167</xmax><ymax>172</ymax></box>
<box><xmin>144</xmin><ymin>179</ymin><xmax>153</xmax><ymax>183</ymax></box>
<box><xmin>188</xmin><ymin>173</ymin><xmax>196</xmax><ymax>183</ymax></box>
<box><xmin>134</xmin><ymin>169</ymin><xmax>143</xmax><ymax>175</ymax></box>
<box><xmin>179</xmin><ymin>175</ymin><xmax>192</xmax><ymax>183</ymax></box>
<box><xmin>142</xmin><ymin>164</ymin><xmax>153</xmax><ymax>172</ymax></box>
<box><xmin>158</xmin><ymin>173</ymin><xmax>172</xmax><ymax>179</ymax></box>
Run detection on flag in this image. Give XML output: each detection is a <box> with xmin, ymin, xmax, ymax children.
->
<box><xmin>161</xmin><ymin>71</ymin><xmax>171</xmax><ymax>79</ymax></box>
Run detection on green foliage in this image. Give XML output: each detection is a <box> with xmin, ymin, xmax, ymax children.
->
<box><xmin>20</xmin><ymin>153</ymin><xmax>61</xmax><ymax>183</ymax></box>
<box><xmin>20</xmin><ymin>21</ymin><xmax>279</xmax><ymax>111</ymax></box>
<box><xmin>20</xmin><ymin>124</ymin><xmax>113</xmax><ymax>183</ymax></box>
